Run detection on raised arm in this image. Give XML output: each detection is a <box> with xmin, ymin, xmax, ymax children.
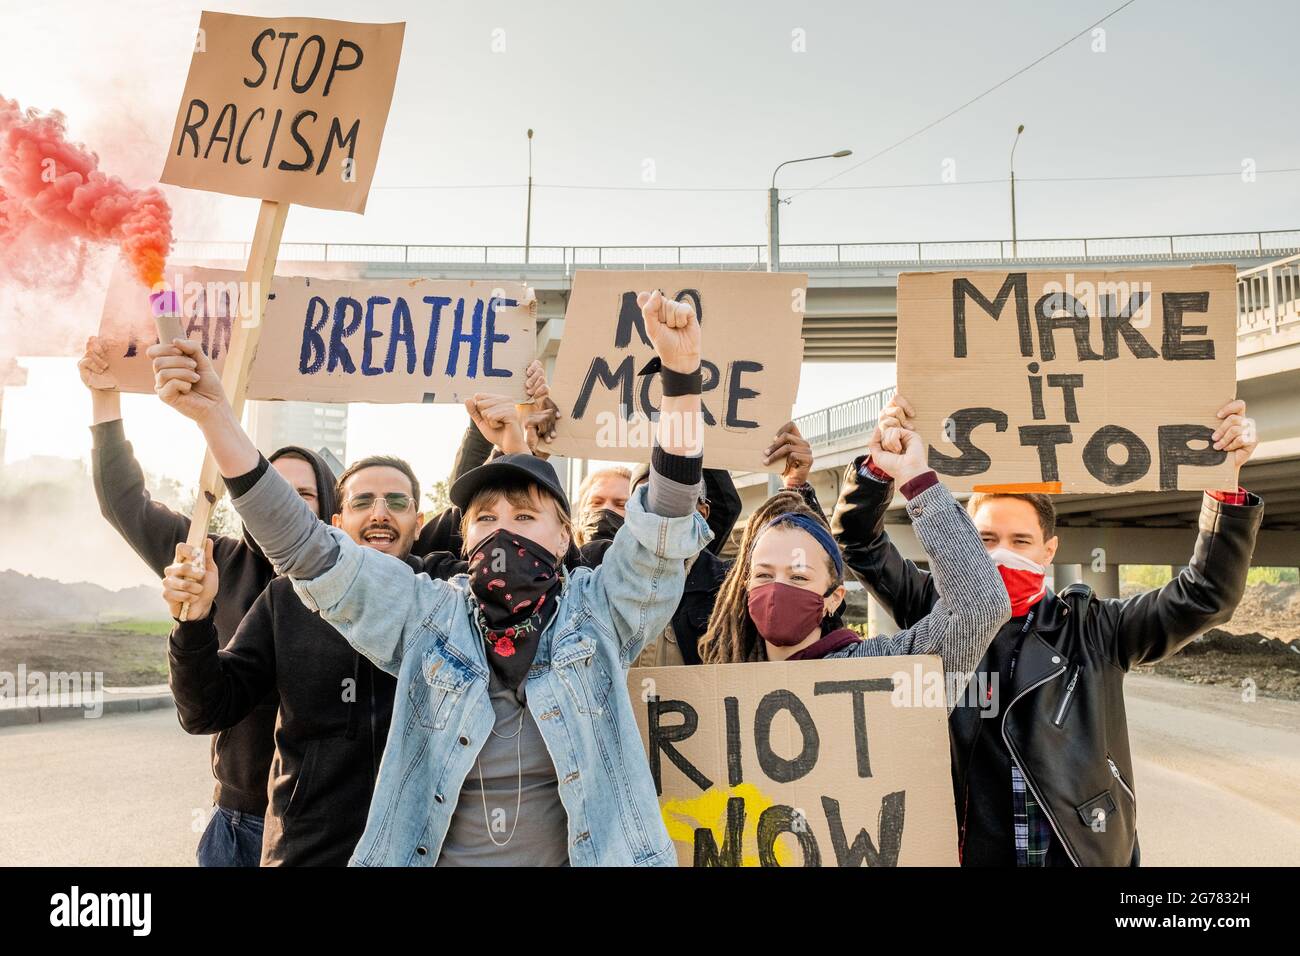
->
<box><xmin>840</xmin><ymin>428</ymin><xmax>1010</xmax><ymax>712</ymax></box>
<box><xmin>82</xmin><ymin>336</ymin><xmax>196</xmax><ymax>576</ymax></box>
<box><xmin>165</xmin><ymin>550</ymin><xmax>278</xmax><ymax>734</ymax></box>
<box><xmin>830</xmin><ymin>393</ymin><xmax>939</xmax><ymax>627</ymax></box>
<box><xmin>1103</xmin><ymin>400</ymin><xmax>1263</xmax><ymax>668</ymax></box>
<box><xmin>582</xmin><ymin>289</ymin><xmax>712</xmax><ymax>663</ymax></box>
<box><xmin>150</xmin><ymin>338</ymin><xmax>443</xmax><ymax>673</ymax></box>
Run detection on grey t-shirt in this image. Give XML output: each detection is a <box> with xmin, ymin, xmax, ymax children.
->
<box><xmin>437</xmin><ymin>672</ymin><xmax>570</xmax><ymax>866</ymax></box>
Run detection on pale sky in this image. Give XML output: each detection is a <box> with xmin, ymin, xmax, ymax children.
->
<box><xmin>3</xmin><ymin>0</ymin><xmax>1299</xmax><ymax>584</ymax></box>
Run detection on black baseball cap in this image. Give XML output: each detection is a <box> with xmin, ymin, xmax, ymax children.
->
<box><xmin>450</xmin><ymin>453</ymin><xmax>571</xmax><ymax>515</ymax></box>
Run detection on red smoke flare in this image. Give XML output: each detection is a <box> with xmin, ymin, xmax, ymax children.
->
<box><xmin>0</xmin><ymin>95</ymin><xmax>172</xmax><ymax>288</ymax></box>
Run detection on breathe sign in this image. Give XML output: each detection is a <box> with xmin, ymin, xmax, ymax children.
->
<box><xmin>95</xmin><ymin>266</ymin><xmax>534</xmax><ymax>404</ymax></box>
<box><xmin>896</xmin><ymin>266</ymin><xmax>1238</xmax><ymax>493</ymax></box>
<box><xmin>162</xmin><ymin>12</ymin><xmax>405</xmax><ymax>212</ymax></box>
<box><xmin>629</xmin><ymin>657</ymin><xmax>959</xmax><ymax>867</ymax></box>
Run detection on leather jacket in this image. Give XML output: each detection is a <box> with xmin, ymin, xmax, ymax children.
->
<box><xmin>830</xmin><ymin>457</ymin><xmax>1263</xmax><ymax>866</ymax></box>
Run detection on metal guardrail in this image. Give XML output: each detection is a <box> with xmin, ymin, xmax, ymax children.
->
<box><xmin>793</xmin><ymin>386</ymin><xmax>897</xmax><ymax>448</ymax></box>
<box><xmin>173</xmin><ymin>228</ymin><xmax>1300</xmax><ymax>272</ymax></box>
<box><xmin>1238</xmin><ymin>252</ymin><xmax>1300</xmax><ymax>337</ymax></box>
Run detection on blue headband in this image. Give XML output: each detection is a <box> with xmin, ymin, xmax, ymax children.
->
<box><xmin>760</xmin><ymin>512</ymin><xmax>844</xmax><ymax>578</ymax></box>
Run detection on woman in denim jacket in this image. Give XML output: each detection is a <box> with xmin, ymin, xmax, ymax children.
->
<box><xmin>152</xmin><ymin>290</ymin><xmax>708</xmax><ymax>866</ymax></box>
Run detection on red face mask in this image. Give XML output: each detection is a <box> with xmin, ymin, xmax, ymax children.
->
<box><xmin>987</xmin><ymin>547</ymin><xmax>1047</xmax><ymax>617</ymax></box>
<box><xmin>746</xmin><ymin>581</ymin><xmax>830</xmax><ymax>646</ymax></box>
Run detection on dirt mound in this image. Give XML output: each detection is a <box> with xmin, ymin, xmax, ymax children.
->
<box><xmin>1178</xmin><ymin>628</ymin><xmax>1300</xmax><ymax>658</ymax></box>
<box><xmin>1232</xmin><ymin>582</ymin><xmax>1300</xmax><ymax>621</ymax></box>
<box><xmin>1138</xmin><ymin>627</ymin><xmax>1300</xmax><ymax>701</ymax></box>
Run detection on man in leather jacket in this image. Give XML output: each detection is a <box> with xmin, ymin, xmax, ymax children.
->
<box><xmin>830</xmin><ymin>394</ymin><xmax>1264</xmax><ymax>866</ymax></box>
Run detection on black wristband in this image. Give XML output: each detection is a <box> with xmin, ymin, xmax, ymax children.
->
<box><xmin>652</xmin><ymin>443</ymin><xmax>704</xmax><ymax>486</ymax></box>
<box><xmin>637</xmin><ymin>357</ymin><xmax>702</xmax><ymax>397</ymax></box>
<box><xmin>223</xmin><ymin>454</ymin><xmax>270</xmax><ymax>499</ymax></box>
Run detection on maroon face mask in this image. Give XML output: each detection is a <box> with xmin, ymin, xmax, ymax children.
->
<box><xmin>746</xmin><ymin>581</ymin><xmax>830</xmax><ymax>646</ymax></box>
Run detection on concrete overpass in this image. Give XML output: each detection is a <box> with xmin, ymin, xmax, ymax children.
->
<box><xmin>174</xmin><ymin>230</ymin><xmax>1300</xmax><ymax>602</ymax></box>
<box><xmin>176</xmin><ymin>226</ymin><xmax>1300</xmax><ymax>362</ymax></box>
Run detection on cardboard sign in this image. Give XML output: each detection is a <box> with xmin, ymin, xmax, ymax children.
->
<box><xmin>95</xmin><ymin>266</ymin><xmax>535</xmax><ymax>403</ymax></box>
<box><xmin>162</xmin><ymin>12</ymin><xmax>405</xmax><ymax>212</ymax></box>
<box><xmin>896</xmin><ymin>266</ymin><xmax>1238</xmax><ymax>493</ymax></box>
<box><xmin>629</xmin><ymin>657</ymin><xmax>959</xmax><ymax>867</ymax></box>
<box><xmin>547</xmin><ymin>271</ymin><xmax>806</xmax><ymax>472</ymax></box>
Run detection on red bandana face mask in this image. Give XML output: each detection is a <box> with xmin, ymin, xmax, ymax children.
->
<box><xmin>987</xmin><ymin>547</ymin><xmax>1047</xmax><ymax>617</ymax></box>
<box><xmin>746</xmin><ymin>581</ymin><xmax>830</xmax><ymax>646</ymax></box>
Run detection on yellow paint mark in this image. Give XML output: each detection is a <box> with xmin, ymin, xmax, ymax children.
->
<box><xmin>661</xmin><ymin>784</ymin><xmax>792</xmax><ymax>867</ymax></box>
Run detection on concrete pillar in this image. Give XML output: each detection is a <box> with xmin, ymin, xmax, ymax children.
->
<box><xmin>865</xmin><ymin>562</ymin><xmax>922</xmax><ymax>633</ymax></box>
<box><xmin>867</xmin><ymin>596</ymin><xmax>897</xmax><ymax>635</ymax></box>
<box><xmin>1051</xmin><ymin>563</ymin><xmax>1082</xmax><ymax>590</ymax></box>
<box><xmin>1052</xmin><ymin>562</ymin><xmax>1119</xmax><ymax>598</ymax></box>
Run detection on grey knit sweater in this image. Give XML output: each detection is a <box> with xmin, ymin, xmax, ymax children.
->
<box><xmin>825</xmin><ymin>481</ymin><xmax>1011</xmax><ymax>713</ymax></box>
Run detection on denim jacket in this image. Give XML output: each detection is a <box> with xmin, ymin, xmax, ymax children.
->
<box><xmin>287</xmin><ymin>485</ymin><xmax>712</xmax><ymax>866</ymax></box>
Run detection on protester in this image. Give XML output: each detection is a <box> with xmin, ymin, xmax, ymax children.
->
<box><xmin>573</xmin><ymin>421</ymin><xmax>813</xmax><ymax>664</ymax></box>
<box><xmin>613</xmin><ymin>463</ymin><xmax>727</xmax><ymax>666</ymax></box>
<box><xmin>162</xmin><ymin>455</ymin><xmax>435</xmax><ymax>865</ymax></box>
<box><xmin>572</xmin><ymin>466</ymin><xmax>632</xmax><ymax>546</ymax></box>
<box><xmin>762</xmin><ymin>420</ymin><xmax>829</xmax><ymax>521</ymax></box>
<box><xmin>414</xmin><ymin>359</ymin><xmax>558</xmax><ymax>557</ymax></box>
<box><xmin>79</xmin><ymin>336</ymin><xmax>334</xmax><ymax>868</ymax></box>
<box><xmin>831</xmin><ymin>393</ymin><xmax>1265</xmax><ymax>866</ymax></box>
<box><xmin>152</xmin><ymin>288</ymin><xmax>711</xmax><ymax>866</ymax></box>
<box><xmin>699</xmin><ymin>422</ymin><xmax>1010</xmax><ymax>709</ymax></box>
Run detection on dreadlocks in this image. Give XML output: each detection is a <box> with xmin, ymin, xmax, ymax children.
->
<box><xmin>698</xmin><ymin>491</ymin><xmax>844</xmax><ymax>664</ymax></box>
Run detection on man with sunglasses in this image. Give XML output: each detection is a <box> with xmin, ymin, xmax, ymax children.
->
<box><xmin>331</xmin><ymin>456</ymin><xmax>426</xmax><ymax>560</ymax></box>
<box><xmin>166</xmin><ymin>454</ymin><xmax>431</xmax><ymax>865</ymax></box>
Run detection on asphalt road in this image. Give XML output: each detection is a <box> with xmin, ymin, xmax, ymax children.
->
<box><xmin>0</xmin><ymin>707</ymin><xmax>212</xmax><ymax>867</ymax></box>
<box><xmin>0</xmin><ymin>674</ymin><xmax>1296</xmax><ymax>866</ymax></box>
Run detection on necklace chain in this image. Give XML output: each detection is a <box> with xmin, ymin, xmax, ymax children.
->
<box><xmin>477</xmin><ymin>708</ymin><xmax>526</xmax><ymax>848</ymax></box>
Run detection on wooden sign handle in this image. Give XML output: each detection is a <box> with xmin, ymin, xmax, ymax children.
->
<box><xmin>177</xmin><ymin>199</ymin><xmax>289</xmax><ymax>620</ymax></box>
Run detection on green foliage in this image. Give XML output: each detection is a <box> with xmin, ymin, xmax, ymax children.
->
<box><xmin>181</xmin><ymin>489</ymin><xmax>240</xmax><ymax>537</ymax></box>
<box><xmin>1125</xmin><ymin>564</ymin><xmax>1298</xmax><ymax>589</ymax></box>
<box><xmin>80</xmin><ymin>618</ymin><xmax>174</xmax><ymax>636</ymax></box>
<box><xmin>424</xmin><ymin>478</ymin><xmax>451</xmax><ymax>515</ymax></box>
<box><xmin>1246</xmin><ymin>566</ymin><xmax>1300</xmax><ymax>586</ymax></box>
<box><xmin>1121</xmin><ymin>565</ymin><xmax>1174</xmax><ymax>590</ymax></box>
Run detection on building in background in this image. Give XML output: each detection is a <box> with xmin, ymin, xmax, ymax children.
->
<box><xmin>247</xmin><ymin>400</ymin><xmax>348</xmax><ymax>462</ymax></box>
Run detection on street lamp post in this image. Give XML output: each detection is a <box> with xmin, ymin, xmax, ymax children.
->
<box><xmin>525</xmin><ymin>128</ymin><xmax>534</xmax><ymax>264</ymax></box>
<box><xmin>767</xmin><ymin>149</ymin><xmax>852</xmax><ymax>272</ymax></box>
<box><xmin>1010</xmin><ymin>124</ymin><xmax>1024</xmax><ymax>259</ymax></box>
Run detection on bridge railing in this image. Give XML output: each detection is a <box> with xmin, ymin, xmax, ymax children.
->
<box><xmin>1238</xmin><ymin>253</ymin><xmax>1300</xmax><ymax>337</ymax></box>
<box><xmin>172</xmin><ymin>228</ymin><xmax>1300</xmax><ymax>272</ymax></box>
<box><xmin>793</xmin><ymin>386</ymin><xmax>897</xmax><ymax>448</ymax></box>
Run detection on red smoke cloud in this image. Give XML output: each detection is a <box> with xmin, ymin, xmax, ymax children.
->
<box><xmin>0</xmin><ymin>95</ymin><xmax>172</xmax><ymax>289</ymax></box>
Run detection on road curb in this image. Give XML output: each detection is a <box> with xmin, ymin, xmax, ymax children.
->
<box><xmin>0</xmin><ymin>691</ymin><xmax>174</xmax><ymax>728</ymax></box>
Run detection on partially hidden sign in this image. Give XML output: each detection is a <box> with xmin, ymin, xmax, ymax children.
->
<box><xmin>629</xmin><ymin>657</ymin><xmax>959</xmax><ymax>867</ymax></box>
<box><xmin>95</xmin><ymin>266</ymin><xmax>535</xmax><ymax>403</ymax></box>
<box><xmin>896</xmin><ymin>266</ymin><xmax>1238</xmax><ymax>493</ymax></box>
<box><xmin>162</xmin><ymin>12</ymin><xmax>405</xmax><ymax>212</ymax></box>
<box><xmin>548</xmin><ymin>270</ymin><xmax>806</xmax><ymax>473</ymax></box>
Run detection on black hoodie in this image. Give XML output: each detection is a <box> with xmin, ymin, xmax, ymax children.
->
<box><xmin>91</xmin><ymin>422</ymin><xmax>338</xmax><ymax>815</ymax></box>
<box><xmin>168</xmin><ymin>512</ymin><xmax>467</xmax><ymax>866</ymax></box>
